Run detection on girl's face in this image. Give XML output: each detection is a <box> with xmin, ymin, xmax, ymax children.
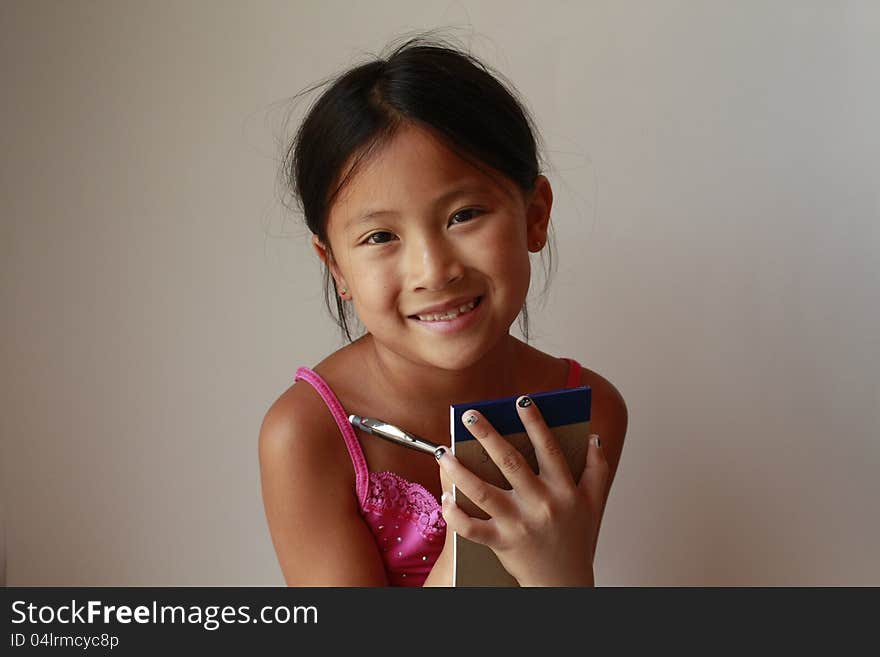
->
<box><xmin>314</xmin><ymin>124</ymin><xmax>552</xmax><ymax>371</ymax></box>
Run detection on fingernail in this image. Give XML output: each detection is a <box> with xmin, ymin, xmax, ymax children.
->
<box><xmin>463</xmin><ymin>412</ymin><xmax>478</xmax><ymax>426</ymax></box>
<box><xmin>440</xmin><ymin>492</ymin><xmax>450</xmax><ymax>505</ymax></box>
<box><xmin>434</xmin><ymin>446</ymin><xmax>448</xmax><ymax>460</ymax></box>
<box><xmin>590</xmin><ymin>434</ymin><xmax>601</xmax><ymax>448</ymax></box>
<box><xmin>517</xmin><ymin>395</ymin><xmax>533</xmax><ymax>408</ymax></box>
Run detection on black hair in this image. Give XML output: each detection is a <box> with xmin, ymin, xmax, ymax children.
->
<box><xmin>280</xmin><ymin>32</ymin><xmax>555</xmax><ymax>343</ymax></box>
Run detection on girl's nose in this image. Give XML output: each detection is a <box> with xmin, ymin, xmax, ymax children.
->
<box><xmin>407</xmin><ymin>235</ymin><xmax>465</xmax><ymax>291</ymax></box>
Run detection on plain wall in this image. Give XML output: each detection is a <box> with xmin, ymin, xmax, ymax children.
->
<box><xmin>1</xmin><ymin>0</ymin><xmax>878</xmax><ymax>586</ymax></box>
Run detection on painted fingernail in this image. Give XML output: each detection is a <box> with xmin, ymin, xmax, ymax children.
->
<box><xmin>517</xmin><ymin>395</ymin><xmax>533</xmax><ymax>408</ymax></box>
<box><xmin>463</xmin><ymin>412</ymin><xmax>478</xmax><ymax>426</ymax></box>
<box><xmin>434</xmin><ymin>446</ymin><xmax>448</xmax><ymax>460</ymax></box>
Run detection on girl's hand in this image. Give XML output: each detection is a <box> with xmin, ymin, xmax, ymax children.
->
<box><xmin>438</xmin><ymin>396</ymin><xmax>609</xmax><ymax>587</ymax></box>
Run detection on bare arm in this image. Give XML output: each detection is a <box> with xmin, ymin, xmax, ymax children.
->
<box><xmin>258</xmin><ymin>385</ymin><xmax>388</xmax><ymax>586</ymax></box>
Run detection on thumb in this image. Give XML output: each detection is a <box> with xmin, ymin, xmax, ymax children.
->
<box><xmin>578</xmin><ymin>434</ymin><xmax>609</xmax><ymax>509</ymax></box>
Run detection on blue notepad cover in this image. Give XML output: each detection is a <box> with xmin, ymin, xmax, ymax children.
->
<box><xmin>451</xmin><ymin>386</ymin><xmax>591</xmax><ymax>443</ymax></box>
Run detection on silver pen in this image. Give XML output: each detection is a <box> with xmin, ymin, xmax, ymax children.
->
<box><xmin>348</xmin><ymin>414</ymin><xmax>446</xmax><ymax>459</ymax></box>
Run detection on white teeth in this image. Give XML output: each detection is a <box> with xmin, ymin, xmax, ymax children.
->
<box><xmin>416</xmin><ymin>298</ymin><xmax>478</xmax><ymax>322</ymax></box>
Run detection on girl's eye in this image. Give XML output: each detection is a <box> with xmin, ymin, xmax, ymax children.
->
<box><xmin>364</xmin><ymin>231</ymin><xmax>396</xmax><ymax>245</ymax></box>
<box><xmin>449</xmin><ymin>208</ymin><xmax>483</xmax><ymax>225</ymax></box>
<box><xmin>362</xmin><ymin>209</ymin><xmax>483</xmax><ymax>245</ymax></box>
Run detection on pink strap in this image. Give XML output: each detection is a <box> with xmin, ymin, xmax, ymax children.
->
<box><xmin>563</xmin><ymin>358</ymin><xmax>582</xmax><ymax>388</ymax></box>
<box><xmin>294</xmin><ymin>367</ymin><xmax>370</xmax><ymax>507</ymax></box>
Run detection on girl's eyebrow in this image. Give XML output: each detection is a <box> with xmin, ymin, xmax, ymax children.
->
<box><xmin>345</xmin><ymin>183</ymin><xmax>488</xmax><ymax>230</ymax></box>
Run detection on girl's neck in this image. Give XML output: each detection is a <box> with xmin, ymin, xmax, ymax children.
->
<box><xmin>357</xmin><ymin>333</ymin><xmax>527</xmax><ymax>408</ymax></box>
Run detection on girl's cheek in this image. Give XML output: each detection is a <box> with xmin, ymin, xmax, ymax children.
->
<box><xmin>485</xmin><ymin>227</ymin><xmax>529</xmax><ymax>268</ymax></box>
<box><xmin>364</xmin><ymin>270</ymin><xmax>402</xmax><ymax>306</ymax></box>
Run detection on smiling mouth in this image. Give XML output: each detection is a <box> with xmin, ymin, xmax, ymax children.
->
<box><xmin>408</xmin><ymin>296</ymin><xmax>483</xmax><ymax>322</ymax></box>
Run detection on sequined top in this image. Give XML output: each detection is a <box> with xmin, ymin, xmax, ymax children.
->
<box><xmin>293</xmin><ymin>357</ymin><xmax>583</xmax><ymax>586</ymax></box>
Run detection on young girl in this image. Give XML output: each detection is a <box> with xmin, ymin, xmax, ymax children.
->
<box><xmin>259</xmin><ymin>36</ymin><xmax>628</xmax><ymax>586</ymax></box>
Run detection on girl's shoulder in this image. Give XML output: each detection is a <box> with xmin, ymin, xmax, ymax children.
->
<box><xmin>259</xmin><ymin>348</ymin><xmax>362</xmax><ymax>494</ymax></box>
<box><xmin>517</xmin><ymin>340</ymin><xmax>624</xmax><ymax>407</ymax></box>
<box><xmin>280</xmin><ymin>337</ymin><xmax>367</xmax><ymax>412</ymax></box>
<box><xmin>515</xmin><ymin>342</ymin><xmax>607</xmax><ymax>394</ymax></box>
<box><xmin>263</xmin><ymin>338</ymin><xmax>378</xmax><ymax>468</ymax></box>
<box><xmin>574</xmin><ymin>364</ymin><xmax>627</xmax><ymax>414</ymax></box>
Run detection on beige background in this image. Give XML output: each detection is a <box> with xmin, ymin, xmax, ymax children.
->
<box><xmin>2</xmin><ymin>1</ymin><xmax>878</xmax><ymax>586</ymax></box>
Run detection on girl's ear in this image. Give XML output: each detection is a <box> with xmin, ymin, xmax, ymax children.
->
<box><xmin>312</xmin><ymin>236</ymin><xmax>349</xmax><ymax>297</ymax></box>
<box><xmin>525</xmin><ymin>175</ymin><xmax>553</xmax><ymax>252</ymax></box>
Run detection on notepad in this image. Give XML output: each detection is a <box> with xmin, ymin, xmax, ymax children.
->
<box><xmin>449</xmin><ymin>386</ymin><xmax>592</xmax><ymax>587</ymax></box>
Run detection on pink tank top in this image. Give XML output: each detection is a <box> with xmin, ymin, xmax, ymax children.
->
<box><xmin>293</xmin><ymin>357</ymin><xmax>583</xmax><ymax>586</ymax></box>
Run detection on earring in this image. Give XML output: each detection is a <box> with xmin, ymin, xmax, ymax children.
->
<box><xmin>339</xmin><ymin>287</ymin><xmax>347</xmax><ymax>296</ymax></box>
